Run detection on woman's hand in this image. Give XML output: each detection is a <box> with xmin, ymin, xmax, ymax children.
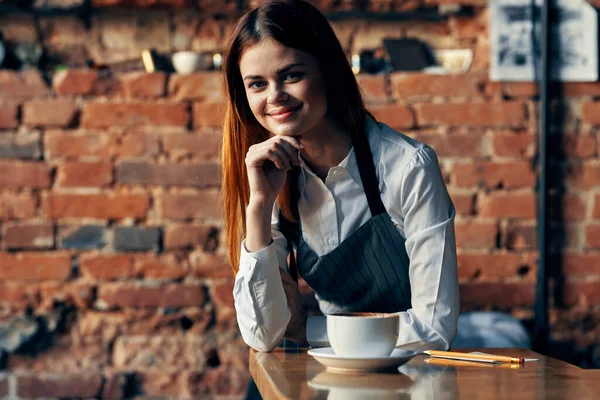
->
<box><xmin>245</xmin><ymin>135</ymin><xmax>303</xmax><ymax>206</ymax></box>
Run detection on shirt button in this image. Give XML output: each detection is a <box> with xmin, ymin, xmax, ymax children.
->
<box><xmin>329</xmin><ymin>238</ymin><xmax>337</xmax><ymax>246</ymax></box>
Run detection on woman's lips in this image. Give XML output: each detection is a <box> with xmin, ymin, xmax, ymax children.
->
<box><xmin>268</xmin><ymin>105</ymin><xmax>302</xmax><ymax>121</ymax></box>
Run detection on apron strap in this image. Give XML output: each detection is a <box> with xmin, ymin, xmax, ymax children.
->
<box><xmin>351</xmin><ymin>117</ymin><xmax>387</xmax><ymax>217</ymax></box>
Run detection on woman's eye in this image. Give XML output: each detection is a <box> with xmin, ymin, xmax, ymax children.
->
<box><xmin>284</xmin><ymin>72</ymin><xmax>304</xmax><ymax>81</ymax></box>
<box><xmin>248</xmin><ymin>81</ymin><xmax>266</xmax><ymax>89</ymax></box>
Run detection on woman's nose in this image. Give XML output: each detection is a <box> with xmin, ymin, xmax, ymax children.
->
<box><xmin>267</xmin><ymin>85</ymin><xmax>289</xmax><ymax>104</ymax></box>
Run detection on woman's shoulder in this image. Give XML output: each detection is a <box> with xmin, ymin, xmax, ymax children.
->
<box><xmin>370</xmin><ymin>119</ymin><xmax>439</xmax><ymax>173</ymax></box>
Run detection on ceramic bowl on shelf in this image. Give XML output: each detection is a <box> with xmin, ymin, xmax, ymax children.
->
<box><xmin>171</xmin><ymin>51</ymin><xmax>212</xmax><ymax>74</ymax></box>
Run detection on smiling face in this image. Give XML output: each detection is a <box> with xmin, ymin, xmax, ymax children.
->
<box><xmin>239</xmin><ymin>38</ymin><xmax>328</xmax><ymax>138</ymax></box>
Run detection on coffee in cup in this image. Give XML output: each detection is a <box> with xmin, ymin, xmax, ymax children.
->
<box><xmin>327</xmin><ymin>312</ymin><xmax>399</xmax><ymax>357</ymax></box>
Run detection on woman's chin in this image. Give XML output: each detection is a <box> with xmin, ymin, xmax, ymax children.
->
<box><xmin>269</xmin><ymin>123</ymin><xmax>303</xmax><ymax>137</ymax></box>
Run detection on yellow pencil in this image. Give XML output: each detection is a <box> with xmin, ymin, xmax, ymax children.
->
<box><xmin>425</xmin><ymin>357</ymin><xmax>523</xmax><ymax>368</ymax></box>
<box><xmin>423</xmin><ymin>350</ymin><xmax>524</xmax><ymax>364</ymax></box>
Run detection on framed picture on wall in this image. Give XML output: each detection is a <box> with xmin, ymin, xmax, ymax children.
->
<box><xmin>490</xmin><ymin>0</ymin><xmax>598</xmax><ymax>82</ymax></box>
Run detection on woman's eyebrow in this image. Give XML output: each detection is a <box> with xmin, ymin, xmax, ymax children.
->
<box><xmin>243</xmin><ymin>63</ymin><xmax>305</xmax><ymax>81</ymax></box>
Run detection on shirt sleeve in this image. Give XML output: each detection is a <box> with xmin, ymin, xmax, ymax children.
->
<box><xmin>397</xmin><ymin>146</ymin><xmax>459</xmax><ymax>350</ymax></box>
<box><xmin>233</xmin><ymin>204</ymin><xmax>293</xmax><ymax>352</ymax></box>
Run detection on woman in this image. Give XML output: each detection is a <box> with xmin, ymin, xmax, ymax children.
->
<box><xmin>222</xmin><ymin>0</ymin><xmax>459</xmax><ymax>353</ymax></box>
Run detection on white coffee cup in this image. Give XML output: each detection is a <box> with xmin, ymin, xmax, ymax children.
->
<box><xmin>327</xmin><ymin>312</ymin><xmax>399</xmax><ymax>357</ymax></box>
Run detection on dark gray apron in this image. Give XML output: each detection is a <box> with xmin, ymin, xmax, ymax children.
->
<box><xmin>280</xmin><ymin>122</ymin><xmax>412</xmax><ymax>315</ymax></box>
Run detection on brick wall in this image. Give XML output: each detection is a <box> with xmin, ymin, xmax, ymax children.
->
<box><xmin>0</xmin><ymin>0</ymin><xmax>599</xmax><ymax>398</ymax></box>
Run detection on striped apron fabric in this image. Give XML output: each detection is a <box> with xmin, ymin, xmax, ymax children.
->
<box><xmin>281</xmin><ymin>124</ymin><xmax>412</xmax><ymax>316</ymax></box>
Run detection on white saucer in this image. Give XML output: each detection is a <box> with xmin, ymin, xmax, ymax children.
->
<box><xmin>307</xmin><ymin>347</ymin><xmax>416</xmax><ymax>373</ymax></box>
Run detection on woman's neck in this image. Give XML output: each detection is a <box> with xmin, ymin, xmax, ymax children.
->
<box><xmin>299</xmin><ymin>118</ymin><xmax>352</xmax><ymax>181</ymax></box>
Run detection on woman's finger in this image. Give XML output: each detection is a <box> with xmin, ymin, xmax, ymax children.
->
<box><xmin>274</xmin><ymin>140</ymin><xmax>301</xmax><ymax>166</ymax></box>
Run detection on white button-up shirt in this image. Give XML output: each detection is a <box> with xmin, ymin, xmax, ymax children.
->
<box><xmin>234</xmin><ymin>117</ymin><xmax>459</xmax><ymax>352</ymax></box>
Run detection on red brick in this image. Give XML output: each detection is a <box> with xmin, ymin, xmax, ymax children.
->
<box><xmin>561</xmin><ymin>82</ymin><xmax>600</xmax><ymax>97</ymax></box>
<box><xmin>503</xmin><ymin>82</ymin><xmax>539</xmax><ymax>98</ymax></box>
<box><xmin>164</xmin><ymin>223</ymin><xmax>216</xmax><ymax>250</ymax></box>
<box><xmin>567</xmin><ymin>163</ymin><xmax>600</xmax><ymax>188</ymax></box>
<box><xmin>56</xmin><ymin>161</ymin><xmax>112</xmax><ymax>187</ymax></box>
<box><xmin>551</xmin><ymin>134</ymin><xmax>597</xmax><ymax>160</ymax></box>
<box><xmin>80</xmin><ymin>254</ymin><xmax>135</xmax><ymax>280</ymax></box>
<box><xmin>460</xmin><ymin>283</ymin><xmax>535</xmax><ymax>309</ymax></box>
<box><xmin>593</xmin><ymin>195</ymin><xmax>600</xmax><ymax>218</ymax></box>
<box><xmin>162</xmin><ymin>132</ymin><xmax>221</xmax><ymax>160</ymax></box>
<box><xmin>22</xmin><ymin>99</ymin><xmax>77</xmax><ymax>127</ymax></box>
<box><xmin>45</xmin><ymin>131</ymin><xmax>117</xmax><ymax>158</ymax></box>
<box><xmin>391</xmin><ymin>72</ymin><xmax>485</xmax><ymax>99</ymax></box>
<box><xmin>210</xmin><ymin>279</ymin><xmax>234</xmax><ymax>309</ymax></box>
<box><xmin>39</xmin><ymin>282</ymin><xmax>96</xmax><ymax>310</ymax></box>
<box><xmin>369</xmin><ymin>104</ymin><xmax>414</xmax><ymax>129</ymax></box>
<box><xmin>118</xmin><ymin>72</ymin><xmax>166</xmax><ymax>99</ymax></box>
<box><xmin>192</xmin><ymin>102</ymin><xmax>225</xmax><ymax>128</ymax></box>
<box><xmin>0</xmin><ymin>252</ymin><xmax>71</xmax><ymax>281</ymax></box>
<box><xmin>41</xmin><ymin>193</ymin><xmax>149</xmax><ymax>219</ymax></box>
<box><xmin>563</xmin><ymin>282</ymin><xmax>600</xmax><ymax>307</ymax></box>
<box><xmin>0</xmin><ymin>70</ymin><xmax>49</xmax><ymax>99</ymax></box>
<box><xmin>0</xmin><ymin>102</ymin><xmax>19</xmax><ymax>129</ymax></box>
<box><xmin>357</xmin><ymin>74</ymin><xmax>388</xmax><ymax>103</ymax></box>
<box><xmin>411</xmin><ymin>132</ymin><xmax>484</xmax><ymax>157</ymax></box>
<box><xmin>2</xmin><ymin>222</ymin><xmax>54</xmax><ymax>250</ymax></box>
<box><xmin>116</xmin><ymin>161</ymin><xmax>220</xmax><ymax>187</ymax></box>
<box><xmin>0</xmin><ymin>162</ymin><xmax>51</xmax><ymax>188</ymax></box>
<box><xmin>450</xmin><ymin>8</ymin><xmax>487</xmax><ymax>39</ymax></box>
<box><xmin>0</xmin><ymin>193</ymin><xmax>37</xmax><ymax>220</ymax></box>
<box><xmin>112</xmin><ymin>335</ymin><xmax>205</xmax><ymax>370</ymax></box>
<box><xmin>168</xmin><ymin>72</ymin><xmax>225</xmax><ymax>102</ymax></box>
<box><xmin>0</xmin><ymin>282</ymin><xmax>39</xmax><ymax>304</ymax></box>
<box><xmin>158</xmin><ymin>189</ymin><xmax>222</xmax><ymax>220</ymax></box>
<box><xmin>492</xmin><ymin>131</ymin><xmax>535</xmax><ymax>157</ymax></box>
<box><xmin>449</xmin><ymin>192</ymin><xmax>475</xmax><ymax>216</ymax></box>
<box><xmin>0</xmin><ymin>132</ymin><xmax>41</xmax><ymax>159</ymax></box>
<box><xmin>0</xmin><ymin>14</ymin><xmax>37</xmax><ymax>41</ymax></box>
<box><xmin>455</xmin><ymin>221</ymin><xmax>497</xmax><ymax>249</ymax></box>
<box><xmin>582</xmin><ymin>102</ymin><xmax>600</xmax><ymax>126</ymax></box>
<box><xmin>98</xmin><ymin>282</ymin><xmax>205</xmax><ymax>308</ymax></box>
<box><xmin>453</xmin><ymin>162</ymin><xmax>535</xmax><ymax>189</ymax></box>
<box><xmin>210</xmin><ymin>279</ymin><xmax>235</xmax><ymax>324</ymax></box>
<box><xmin>133</xmin><ymin>254</ymin><xmax>188</xmax><ymax>280</ymax></box>
<box><xmin>16</xmin><ymin>373</ymin><xmax>102</xmax><ymax>399</ymax></box>
<box><xmin>562</xmin><ymin>253</ymin><xmax>600</xmax><ymax>276</ymax></box>
<box><xmin>479</xmin><ymin>193</ymin><xmax>536</xmax><ymax>219</ymax></box>
<box><xmin>549</xmin><ymin>193</ymin><xmax>586</xmax><ymax>222</ymax></box>
<box><xmin>458</xmin><ymin>252</ymin><xmax>537</xmax><ymax>280</ymax></box>
<box><xmin>44</xmin><ymin>131</ymin><xmax>159</xmax><ymax>159</ymax></box>
<box><xmin>81</xmin><ymin>102</ymin><xmax>189</xmax><ymax>128</ymax></box>
<box><xmin>504</xmin><ymin>222</ymin><xmax>536</xmax><ymax>250</ymax></box>
<box><xmin>189</xmin><ymin>252</ymin><xmax>232</xmax><ymax>278</ymax></box>
<box><xmin>119</xmin><ymin>133</ymin><xmax>161</xmax><ymax>157</ymax></box>
<box><xmin>415</xmin><ymin>102</ymin><xmax>527</xmax><ymax>128</ymax></box>
<box><xmin>585</xmin><ymin>224</ymin><xmax>600</xmax><ymax>249</ymax></box>
<box><xmin>52</xmin><ymin>69</ymin><xmax>99</xmax><ymax>96</ymax></box>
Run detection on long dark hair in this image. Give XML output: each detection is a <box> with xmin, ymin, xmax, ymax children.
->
<box><xmin>222</xmin><ymin>0</ymin><xmax>368</xmax><ymax>273</ymax></box>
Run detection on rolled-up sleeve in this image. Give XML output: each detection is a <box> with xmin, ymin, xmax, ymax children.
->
<box><xmin>396</xmin><ymin>146</ymin><xmax>459</xmax><ymax>350</ymax></box>
<box><xmin>233</xmin><ymin>206</ymin><xmax>293</xmax><ymax>352</ymax></box>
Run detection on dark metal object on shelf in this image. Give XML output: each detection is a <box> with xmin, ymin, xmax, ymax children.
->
<box><xmin>383</xmin><ymin>38</ymin><xmax>436</xmax><ymax>72</ymax></box>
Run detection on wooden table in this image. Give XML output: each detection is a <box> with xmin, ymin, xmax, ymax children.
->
<box><xmin>249</xmin><ymin>348</ymin><xmax>599</xmax><ymax>399</ymax></box>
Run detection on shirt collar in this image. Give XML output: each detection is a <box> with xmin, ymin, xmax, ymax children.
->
<box><xmin>297</xmin><ymin>115</ymin><xmax>382</xmax><ymax>195</ymax></box>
